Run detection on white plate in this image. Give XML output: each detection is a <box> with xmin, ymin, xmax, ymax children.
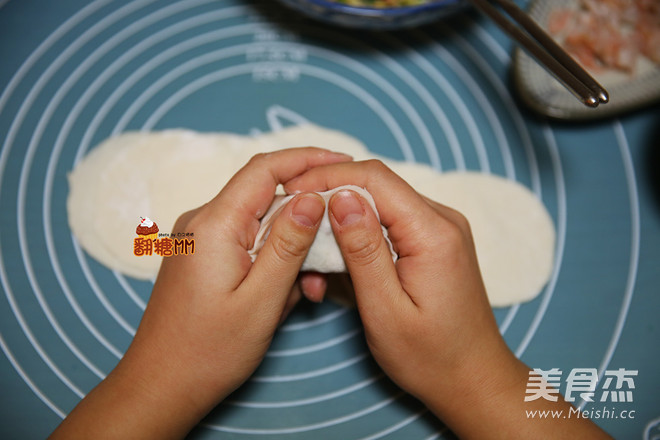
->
<box><xmin>513</xmin><ymin>0</ymin><xmax>660</xmax><ymax>120</ymax></box>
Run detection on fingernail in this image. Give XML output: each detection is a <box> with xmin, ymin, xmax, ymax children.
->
<box><xmin>291</xmin><ymin>194</ymin><xmax>325</xmax><ymax>227</ymax></box>
<box><xmin>331</xmin><ymin>190</ymin><xmax>364</xmax><ymax>226</ymax></box>
<box><xmin>301</xmin><ymin>275</ymin><xmax>327</xmax><ymax>303</ymax></box>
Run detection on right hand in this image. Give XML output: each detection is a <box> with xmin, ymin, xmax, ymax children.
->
<box><xmin>286</xmin><ymin>159</ymin><xmax>611</xmax><ymax>439</ymax></box>
<box><xmin>286</xmin><ymin>160</ymin><xmax>507</xmax><ymax>402</ymax></box>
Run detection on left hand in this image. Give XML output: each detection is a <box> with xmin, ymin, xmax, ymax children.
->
<box><xmin>49</xmin><ymin>147</ymin><xmax>351</xmax><ymax>440</ymax></box>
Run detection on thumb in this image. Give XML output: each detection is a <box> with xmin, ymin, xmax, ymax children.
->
<box><xmin>243</xmin><ymin>193</ymin><xmax>325</xmax><ymax>306</ymax></box>
<box><xmin>328</xmin><ymin>190</ymin><xmax>402</xmax><ymax>310</ymax></box>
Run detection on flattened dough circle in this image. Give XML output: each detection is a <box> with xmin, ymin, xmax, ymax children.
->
<box><xmin>67</xmin><ymin>124</ymin><xmax>555</xmax><ymax>307</ymax></box>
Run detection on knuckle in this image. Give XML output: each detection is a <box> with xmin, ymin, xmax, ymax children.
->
<box><xmin>442</xmin><ymin>219</ymin><xmax>466</xmax><ymax>243</ymax></box>
<box><xmin>246</xmin><ymin>152</ymin><xmax>272</xmax><ymax>167</ymax></box>
<box><xmin>342</xmin><ymin>236</ymin><xmax>383</xmax><ymax>267</ymax></box>
<box><xmin>177</xmin><ymin>205</ymin><xmax>234</xmax><ymax>240</ymax></box>
<box><xmin>363</xmin><ymin>158</ymin><xmax>390</xmax><ymax>174</ymax></box>
<box><xmin>442</xmin><ymin>221</ymin><xmax>472</xmax><ymax>256</ymax></box>
<box><xmin>270</xmin><ymin>232</ymin><xmax>308</xmax><ymax>262</ymax></box>
<box><xmin>172</xmin><ymin>212</ymin><xmax>192</xmax><ymax>231</ymax></box>
<box><xmin>449</xmin><ymin>208</ymin><xmax>472</xmax><ymax>235</ymax></box>
<box><xmin>173</xmin><ymin>207</ymin><xmax>203</xmax><ymax>232</ymax></box>
<box><xmin>425</xmin><ymin>215</ymin><xmax>467</xmax><ymax>251</ymax></box>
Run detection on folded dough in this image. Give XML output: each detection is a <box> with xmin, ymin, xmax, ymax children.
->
<box><xmin>247</xmin><ymin>185</ymin><xmax>398</xmax><ymax>272</ymax></box>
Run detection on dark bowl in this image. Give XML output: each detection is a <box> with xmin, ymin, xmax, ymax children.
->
<box><xmin>277</xmin><ymin>0</ymin><xmax>468</xmax><ymax>29</ymax></box>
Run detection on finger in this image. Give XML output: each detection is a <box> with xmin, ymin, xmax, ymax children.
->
<box><xmin>420</xmin><ymin>194</ymin><xmax>472</xmax><ymax>235</ymax></box>
<box><xmin>279</xmin><ymin>283</ymin><xmax>303</xmax><ymax>325</ymax></box>
<box><xmin>212</xmin><ymin>147</ymin><xmax>351</xmax><ymax>248</ymax></box>
<box><xmin>284</xmin><ymin>159</ymin><xmax>437</xmax><ymax>258</ymax></box>
<box><xmin>241</xmin><ymin>193</ymin><xmax>325</xmax><ymax>309</ymax></box>
<box><xmin>328</xmin><ymin>189</ymin><xmax>407</xmax><ymax>311</ymax></box>
<box><xmin>300</xmin><ymin>272</ymin><xmax>327</xmax><ymax>303</ymax></box>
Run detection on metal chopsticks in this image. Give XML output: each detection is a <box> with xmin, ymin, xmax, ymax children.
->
<box><xmin>466</xmin><ymin>0</ymin><xmax>609</xmax><ymax>108</ymax></box>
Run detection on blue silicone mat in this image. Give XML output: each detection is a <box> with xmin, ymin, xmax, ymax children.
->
<box><xmin>0</xmin><ymin>1</ymin><xmax>659</xmax><ymax>439</ymax></box>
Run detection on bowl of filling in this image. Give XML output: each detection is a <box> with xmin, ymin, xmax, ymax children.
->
<box><xmin>276</xmin><ymin>0</ymin><xmax>468</xmax><ymax>29</ymax></box>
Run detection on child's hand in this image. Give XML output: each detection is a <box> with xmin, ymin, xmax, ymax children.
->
<box><xmin>286</xmin><ymin>159</ymin><xmax>611</xmax><ymax>439</ymax></box>
<box><xmin>51</xmin><ymin>151</ymin><xmax>610</xmax><ymax>440</ymax></box>
<box><xmin>50</xmin><ymin>147</ymin><xmax>350</xmax><ymax>440</ymax></box>
<box><xmin>286</xmin><ymin>159</ymin><xmax>504</xmax><ymax>398</ymax></box>
<box><xmin>127</xmin><ymin>148</ymin><xmax>351</xmax><ymax>400</ymax></box>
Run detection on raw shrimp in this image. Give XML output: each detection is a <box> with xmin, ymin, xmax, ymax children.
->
<box><xmin>548</xmin><ymin>0</ymin><xmax>660</xmax><ymax>74</ymax></box>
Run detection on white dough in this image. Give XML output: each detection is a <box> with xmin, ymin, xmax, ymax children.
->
<box><xmin>67</xmin><ymin>123</ymin><xmax>555</xmax><ymax>307</ymax></box>
<box><xmin>68</xmin><ymin>130</ymin><xmax>255</xmax><ymax>278</ymax></box>
<box><xmin>423</xmin><ymin>172</ymin><xmax>555</xmax><ymax>307</ymax></box>
<box><xmin>248</xmin><ymin>185</ymin><xmax>397</xmax><ymax>273</ymax></box>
